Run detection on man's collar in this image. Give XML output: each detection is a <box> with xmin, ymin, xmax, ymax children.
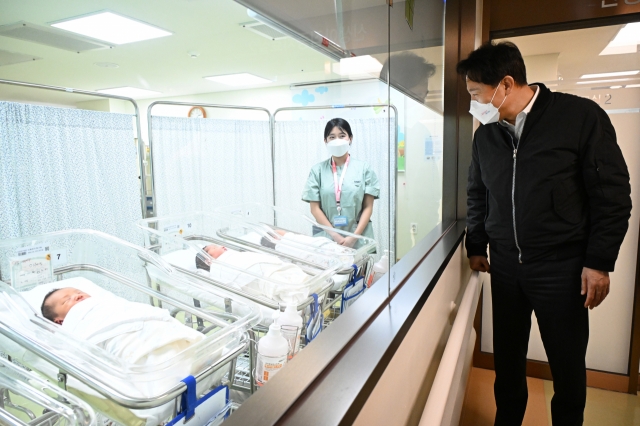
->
<box><xmin>499</xmin><ymin>84</ymin><xmax>540</xmax><ymax>126</ymax></box>
<box><xmin>522</xmin><ymin>85</ymin><xmax>540</xmax><ymax>115</ymax></box>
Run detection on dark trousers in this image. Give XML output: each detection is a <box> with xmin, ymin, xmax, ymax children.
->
<box><xmin>490</xmin><ymin>246</ymin><xmax>589</xmax><ymax>426</ymax></box>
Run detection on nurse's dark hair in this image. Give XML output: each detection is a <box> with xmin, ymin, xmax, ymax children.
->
<box><xmin>324</xmin><ymin>118</ymin><xmax>353</xmax><ymax>140</ymax></box>
<box><xmin>456</xmin><ymin>41</ymin><xmax>527</xmax><ymax>87</ymax></box>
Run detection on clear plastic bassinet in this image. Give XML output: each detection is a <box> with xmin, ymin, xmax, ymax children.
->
<box><xmin>0</xmin><ymin>356</ymin><xmax>97</xmax><ymax>426</ymax></box>
<box><xmin>137</xmin><ymin>213</ymin><xmax>340</xmax><ymax>312</ymax></box>
<box><xmin>212</xmin><ymin>202</ymin><xmax>378</xmax><ymax>267</ymax></box>
<box><xmin>0</xmin><ymin>229</ymin><xmax>260</xmax><ymax>426</ymax></box>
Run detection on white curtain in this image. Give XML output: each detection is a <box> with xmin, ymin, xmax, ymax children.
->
<box><xmin>274</xmin><ymin>117</ymin><xmax>395</xmax><ymax>256</ymax></box>
<box><xmin>150</xmin><ymin>117</ymin><xmax>273</xmax><ymax>216</ymax></box>
<box><xmin>0</xmin><ymin>102</ymin><xmax>142</xmax><ymax>242</ymax></box>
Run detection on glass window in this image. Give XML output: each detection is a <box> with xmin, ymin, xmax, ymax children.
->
<box><xmin>0</xmin><ymin>1</ymin><xmax>447</xmax><ymax>419</ymax></box>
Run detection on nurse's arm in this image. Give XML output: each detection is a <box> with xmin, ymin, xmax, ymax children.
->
<box><xmin>310</xmin><ymin>201</ymin><xmax>345</xmax><ymax>243</ymax></box>
<box><xmin>353</xmin><ymin>194</ymin><xmax>374</xmax><ymax>236</ymax></box>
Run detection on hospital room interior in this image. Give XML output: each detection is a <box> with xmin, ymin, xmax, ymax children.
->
<box><xmin>0</xmin><ymin>0</ymin><xmax>640</xmax><ymax>425</ymax></box>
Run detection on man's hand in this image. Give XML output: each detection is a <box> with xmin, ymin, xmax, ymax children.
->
<box><xmin>470</xmin><ymin>255</ymin><xmax>490</xmax><ymax>273</ymax></box>
<box><xmin>582</xmin><ymin>267</ymin><xmax>610</xmax><ymax>309</ymax></box>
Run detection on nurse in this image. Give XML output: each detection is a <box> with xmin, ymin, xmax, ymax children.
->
<box><xmin>302</xmin><ymin>118</ymin><xmax>379</xmax><ymax>248</ymax></box>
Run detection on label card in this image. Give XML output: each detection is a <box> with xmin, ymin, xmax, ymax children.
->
<box><xmin>10</xmin><ymin>244</ymin><xmax>53</xmax><ymax>289</ymax></box>
<box><xmin>332</xmin><ymin>215</ymin><xmax>348</xmax><ymax>227</ymax></box>
<box><xmin>167</xmin><ymin>385</ymin><xmax>229</xmax><ymax>426</ymax></box>
<box><xmin>163</xmin><ymin>222</ymin><xmax>184</xmax><ymax>237</ymax></box>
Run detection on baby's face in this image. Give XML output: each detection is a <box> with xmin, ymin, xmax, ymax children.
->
<box><xmin>204</xmin><ymin>244</ymin><xmax>227</xmax><ymax>259</ymax></box>
<box><xmin>46</xmin><ymin>288</ymin><xmax>91</xmax><ymax>324</ymax></box>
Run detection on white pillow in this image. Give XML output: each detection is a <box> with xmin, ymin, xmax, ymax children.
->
<box><xmin>20</xmin><ymin>277</ymin><xmax>110</xmax><ymax>314</ymax></box>
<box><xmin>161</xmin><ymin>249</ymin><xmax>198</xmax><ymax>272</ymax></box>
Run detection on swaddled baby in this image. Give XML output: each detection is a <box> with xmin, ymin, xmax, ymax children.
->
<box><xmin>261</xmin><ymin>228</ymin><xmax>356</xmax><ymax>267</ymax></box>
<box><xmin>41</xmin><ymin>288</ymin><xmax>203</xmax><ymax>365</ymax></box>
<box><xmin>195</xmin><ymin>244</ymin><xmax>313</xmax><ymax>304</ymax></box>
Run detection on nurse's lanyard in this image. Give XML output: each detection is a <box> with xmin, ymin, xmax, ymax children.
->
<box><xmin>331</xmin><ymin>155</ymin><xmax>350</xmax><ymax>215</ymax></box>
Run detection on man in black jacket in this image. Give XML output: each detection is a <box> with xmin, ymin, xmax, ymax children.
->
<box><xmin>458</xmin><ymin>42</ymin><xmax>631</xmax><ymax>425</ymax></box>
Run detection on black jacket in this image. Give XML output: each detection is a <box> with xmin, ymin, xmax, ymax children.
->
<box><xmin>466</xmin><ymin>83</ymin><xmax>631</xmax><ymax>271</ymax></box>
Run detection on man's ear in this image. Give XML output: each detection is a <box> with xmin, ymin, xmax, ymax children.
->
<box><xmin>54</xmin><ymin>318</ymin><xmax>63</xmax><ymax>325</ymax></box>
<box><xmin>503</xmin><ymin>76</ymin><xmax>516</xmax><ymax>95</ymax></box>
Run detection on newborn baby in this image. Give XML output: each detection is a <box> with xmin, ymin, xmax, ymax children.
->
<box><xmin>260</xmin><ymin>228</ymin><xmax>357</xmax><ymax>267</ymax></box>
<box><xmin>41</xmin><ymin>287</ymin><xmax>90</xmax><ymax>325</ymax></box>
<box><xmin>40</xmin><ymin>287</ymin><xmax>203</xmax><ymax>365</ymax></box>
<box><xmin>195</xmin><ymin>244</ymin><xmax>313</xmax><ymax>304</ymax></box>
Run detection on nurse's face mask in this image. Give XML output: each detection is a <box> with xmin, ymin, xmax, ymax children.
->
<box><xmin>468</xmin><ymin>81</ymin><xmax>508</xmax><ymax>125</ymax></box>
<box><xmin>326</xmin><ymin>138</ymin><xmax>351</xmax><ymax>157</ymax></box>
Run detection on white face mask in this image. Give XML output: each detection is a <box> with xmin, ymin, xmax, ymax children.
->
<box><xmin>469</xmin><ymin>84</ymin><xmax>507</xmax><ymax>125</ymax></box>
<box><xmin>326</xmin><ymin>138</ymin><xmax>351</xmax><ymax>157</ymax></box>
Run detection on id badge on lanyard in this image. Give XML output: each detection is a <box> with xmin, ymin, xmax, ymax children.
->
<box><xmin>332</xmin><ymin>156</ymin><xmax>350</xmax><ymax>228</ymax></box>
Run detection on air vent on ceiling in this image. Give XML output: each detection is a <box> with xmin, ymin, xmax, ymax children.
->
<box><xmin>0</xmin><ymin>21</ymin><xmax>111</xmax><ymax>52</ymax></box>
<box><xmin>241</xmin><ymin>21</ymin><xmax>286</xmax><ymax>41</ymax></box>
<box><xmin>0</xmin><ymin>49</ymin><xmax>42</xmax><ymax>67</ymax></box>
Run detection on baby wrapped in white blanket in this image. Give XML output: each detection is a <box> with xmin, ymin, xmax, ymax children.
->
<box><xmin>275</xmin><ymin>232</ymin><xmax>356</xmax><ymax>267</ymax></box>
<box><xmin>42</xmin><ymin>288</ymin><xmax>203</xmax><ymax>366</ymax></box>
<box><xmin>196</xmin><ymin>245</ymin><xmax>313</xmax><ymax>304</ymax></box>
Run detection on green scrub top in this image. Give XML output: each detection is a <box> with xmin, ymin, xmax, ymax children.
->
<box><xmin>302</xmin><ymin>157</ymin><xmax>380</xmax><ymax>240</ymax></box>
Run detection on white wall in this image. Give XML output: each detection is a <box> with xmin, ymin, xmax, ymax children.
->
<box><xmin>353</xmin><ymin>245</ymin><xmax>474</xmax><ymax>426</ymax></box>
<box><xmin>481</xmin><ymin>86</ymin><xmax>640</xmax><ymax>375</ymax></box>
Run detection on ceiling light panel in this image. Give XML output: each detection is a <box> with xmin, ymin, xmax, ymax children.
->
<box><xmin>600</xmin><ymin>22</ymin><xmax>640</xmax><ymax>56</ymax></box>
<box><xmin>51</xmin><ymin>12</ymin><xmax>171</xmax><ymax>45</ymax></box>
<box><xmin>96</xmin><ymin>87</ymin><xmax>161</xmax><ymax>98</ymax></box>
<box><xmin>580</xmin><ymin>70</ymin><xmax>639</xmax><ymax>79</ymax></box>
<box><xmin>204</xmin><ymin>73</ymin><xmax>272</xmax><ymax>86</ymax></box>
<box><xmin>0</xmin><ymin>21</ymin><xmax>110</xmax><ymax>52</ymax></box>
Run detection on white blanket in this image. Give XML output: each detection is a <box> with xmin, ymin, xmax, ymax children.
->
<box><xmin>277</xmin><ymin>233</ymin><xmax>356</xmax><ymax>267</ymax></box>
<box><xmin>63</xmin><ymin>294</ymin><xmax>203</xmax><ymax>366</ymax></box>
<box><xmin>210</xmin><ymin>250</ymin><xmax>312</xmax><ymax>304</ymax></box>
<box><xmin>2</xmin><ymin>278</ymin><xmax>235</xmax><ymax>426</ymax></box>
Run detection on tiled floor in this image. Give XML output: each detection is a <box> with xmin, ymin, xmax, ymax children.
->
<box><xmin>461</xmin><ymin>367</ymin><xmax>640</xmax><ymax>426</ymax></box>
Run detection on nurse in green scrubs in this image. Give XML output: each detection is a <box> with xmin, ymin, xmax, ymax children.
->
<box><xmin>302</xmin><ymin>118</ymin><xmax>380</xmax><ymax>248</ymax></box>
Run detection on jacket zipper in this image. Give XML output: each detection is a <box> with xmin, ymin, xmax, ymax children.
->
<box><xmin>507</xmin><ymin>132</ymin><xmax>523</xmax><ymax>263</ymax></box>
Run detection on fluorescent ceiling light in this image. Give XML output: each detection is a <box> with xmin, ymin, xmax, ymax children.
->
<box><xmin>51</xmin><ymin>12</ymin><xmax>171</xmax><ymax>45</ymax></box>
<box><xmin>334</xmin><ymin>55</ymin><xmax>383</xmax><ymax>77</ymax></box>
<box><xmin>96</xmin><ymin>87</ymin><xmax>161</xmax><ymax>98</ymax></box>
<box><xmin>204</xmin><ymin>73</ymin><xmax>271</xmax><ymax>86</ymax></box>
<box><xmin>610</xmin><ymin>85</ymin><xmax>623</xmax><ymax>89</ymax></box>
<box><xmin>576</xmin><ymin>79</ymin><xmax>626</xmax><ymax>85</ymax></box>
<box><xmin>600</xmin><ymin>22</ymin><xmax>640</xmax><ymax>56</ymax></box>
<box><xmin>581</xmin><ymin>70</ymin><xmax>639</xmax><ymax>79</ymax></box>
<box><xmin>627</xmin><ymin>84</ymin><xmax>640</xmax><ymax>88</ymax></box>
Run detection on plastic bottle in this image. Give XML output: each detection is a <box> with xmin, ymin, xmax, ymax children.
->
<box><xmin>255</xmin><ymin>318</ymin><xmax>289</xmax><ymax>386</ymax></box>
<box><xmin>276</xmin><ymin>303</ymin><xmax>303</xmax><ymax>359</ymax></box>
<box><xmin>370</xmin><ymin>250</ymin><xmax>390</xmax><ymax>286</ymax></box>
